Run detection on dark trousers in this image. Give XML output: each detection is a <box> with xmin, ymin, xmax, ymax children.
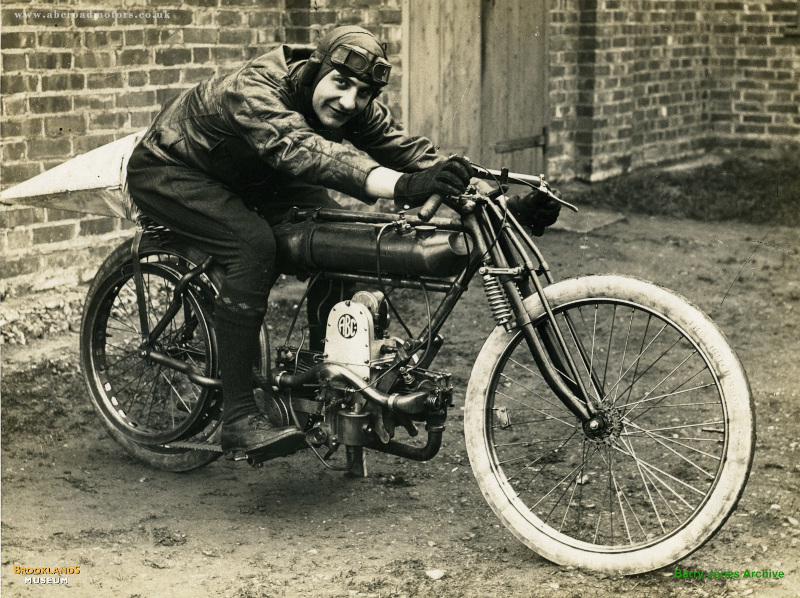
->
<box><xmin>127</xmin><ymin>146</ymin><xmax>352</xmax><ymax>423</ymax></box>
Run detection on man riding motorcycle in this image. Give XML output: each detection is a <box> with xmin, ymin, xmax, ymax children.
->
<box><xmin>127</xmin><ymin>25</ymin><xmax>560</xmax><ymax>461</ymax></box>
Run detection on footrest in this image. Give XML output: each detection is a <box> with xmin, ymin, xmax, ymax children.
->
<box><xmin>163</xmin><ymin>441</ymin><xmax>223</xmax><ymax>453</ymax></box>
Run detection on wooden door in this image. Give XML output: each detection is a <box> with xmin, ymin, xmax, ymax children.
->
<box><xmin>405</xmin><ymin>0</ymin><xmax>482</xmax><ymax>160</ymax></box>
<box><xmin>405</xmin><ymin>0</ymin><xmax>548</xmax><ymax>175</ymax></box>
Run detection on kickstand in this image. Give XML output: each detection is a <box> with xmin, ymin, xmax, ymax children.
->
<box><xmin>345</xmin><ymin>446</ymin><xmax>368</xmax><ymax>478</ymax></box>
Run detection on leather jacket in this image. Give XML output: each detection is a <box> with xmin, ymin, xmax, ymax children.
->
<box><xmin>137</xmin><ymin>45</ymin><xmax>442</xmax><ymax>202</ymax></box>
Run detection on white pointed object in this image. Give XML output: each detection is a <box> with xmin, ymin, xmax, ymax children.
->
<box><xmin>1</xmin><ymin>130</ymin><xmax>146</xmax><ymax>220</ymax></box>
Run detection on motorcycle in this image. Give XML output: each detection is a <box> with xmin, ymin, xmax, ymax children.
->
<box><xmin>78</xmin><ymin>165</ymin><xmax>754</xmax><ymax>574</ymax></box>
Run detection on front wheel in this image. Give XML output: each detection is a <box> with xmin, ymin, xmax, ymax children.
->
<box><xmin>464</xmin><ymin>275</ymin><xmax>754</xmax><ymax>574</ymax></box>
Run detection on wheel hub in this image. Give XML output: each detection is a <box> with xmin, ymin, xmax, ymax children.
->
<box><xmin>582</xmin><ymin>408</ymin><xmax>623</xmax><ymax>445</ymax></box>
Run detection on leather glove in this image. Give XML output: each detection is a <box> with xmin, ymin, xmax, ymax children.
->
<box><xmin>506</xmin><ymin>187</ymin><xmax>562</xmax><ymax>236</ymax></box>
<box><xmin>394</xmin><ymin>156</ymin><xmax>473</xmax><ymax>208</ymax></box>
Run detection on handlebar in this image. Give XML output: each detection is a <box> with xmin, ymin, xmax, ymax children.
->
<box><xmin>413</xmin><ymin>164</ymin><xmax>578</xmax><ymax>222</ymax></box>
<box><xmin>417</xmin><ymin>193</ymin><xmax>446</xmax><ymax>223</ymax></box>
<box><xmin>471</xmin><ymin>165</ymin><xmax>542</xmax><ymax>187</ymax></box>
<box><xmin>472</xmin><ymin>164</ymin><xmax>579</xmax><ymax>213</ymax></box>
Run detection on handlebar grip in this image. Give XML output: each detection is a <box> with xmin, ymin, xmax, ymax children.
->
<box><xmin>417</xmin><ymin>193</ymin><xmax>445</xmax><ymax>222</ymax></box>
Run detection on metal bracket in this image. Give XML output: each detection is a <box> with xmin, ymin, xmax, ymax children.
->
<box><xmin>494</xmin><ymin>127</ymin><xmax>548</xmax><ymax>154</ymax></box>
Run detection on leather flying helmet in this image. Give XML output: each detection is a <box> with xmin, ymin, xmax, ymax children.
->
<box><xmin>298</xmin><ymin>26</ymin><xmax>391</xmax><ymax>91</ymax></box>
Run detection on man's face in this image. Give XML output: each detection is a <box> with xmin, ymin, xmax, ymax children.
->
<box><xmin>311</xmin><ymin>70</ymin><xmax>375</xmax><ymax>128</ymax></box>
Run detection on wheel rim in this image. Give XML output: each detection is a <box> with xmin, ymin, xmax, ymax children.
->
<box><xmin>485</xmin><ymin>298</ymin><xmax>729</xmax><ymax>553</ymax></box>
<box><xmin>89</xmin><ymin>264</ymin><xmax>216</xmax><ymax>444</ymax></box>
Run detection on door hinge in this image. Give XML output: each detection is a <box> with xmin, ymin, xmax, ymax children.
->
<box><xmin>494</xmin><ymin>127</ymin><xmax>548</xmax><ymax>154</ymax></box>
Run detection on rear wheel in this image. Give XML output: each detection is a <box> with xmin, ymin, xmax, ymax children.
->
<box><xmin>82</xmin><ymin>251</ymin><xmax>223</xmax><ymax>471</ymax></box>
<box><xmin>464</xmin><ymin>275</ymin><xmax>754</xmax><ymax>574</ymax></box>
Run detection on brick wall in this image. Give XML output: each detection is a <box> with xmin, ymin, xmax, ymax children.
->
<box><xmin>547</xmin><ymin>0</ymin><xmax>800</xmax><ymax>181</ymax></box>
<box><xmin>1</xmin><ymin>0</ymin><xmax>797</xmax><ymax>292</ymax></box>
<box><xmin>707</xmin><ymin>1</ymin><xmax>800</xmax><ymax>151</ymax></box>
<box><xmin>0</xmin><ymin>0</ymin><xmax>402</xmax><ymax>295</ymax></box>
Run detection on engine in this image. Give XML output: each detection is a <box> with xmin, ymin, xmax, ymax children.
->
<box><xmin>323</xmin><ymin>290</ymin><xmax>394</xmax><ymax>381</ymax></box>
<box><xmin>273</xmin><ymin>290</ymin><xmax>452</xmax><ymax>457</ymax></box>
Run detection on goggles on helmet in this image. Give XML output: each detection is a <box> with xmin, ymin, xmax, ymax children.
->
<box><xmin>329</xmin><ymin>44</ymin><xmax>391</xmax><ymax>86</ymax></box>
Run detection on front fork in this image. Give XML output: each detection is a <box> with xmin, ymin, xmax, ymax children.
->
<box><xmin>463</xmin><ymin>206</ymin><xmax>602</xmax><ymax>425</ymax></box>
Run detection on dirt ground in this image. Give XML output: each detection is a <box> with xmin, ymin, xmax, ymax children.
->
<box><xmin>2</xmin><ymin>207</ymin><xmax>799</xmax><ymax>598</ymax></box>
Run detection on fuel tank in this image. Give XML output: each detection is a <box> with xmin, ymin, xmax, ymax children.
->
<box><xmin>273</xmin><ymin>220</ymin><xmax>471</xmax><ymax>278</ymax></box>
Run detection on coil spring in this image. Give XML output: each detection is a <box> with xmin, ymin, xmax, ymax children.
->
<box><xmin>482</xmin><ymin>273</ymin><xmax>513</xmax><ymax>327</ymax></box>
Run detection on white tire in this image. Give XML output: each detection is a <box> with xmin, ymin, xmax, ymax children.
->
<box><xmin>464</xmin><ymin>275</ymin><xmax>754</xmax><ymax>574</ymax></box>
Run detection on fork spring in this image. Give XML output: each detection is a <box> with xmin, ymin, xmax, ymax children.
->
<box><xmin>482</xmin><ymin>273</ymin><xmax>513</xmax><ymax>327</ymax></box>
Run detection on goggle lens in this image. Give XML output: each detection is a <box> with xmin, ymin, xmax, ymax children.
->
<box><xmin>330</xmin><ymin>45</ymin><xmax>391</xmax><ymax>85</ymax></box>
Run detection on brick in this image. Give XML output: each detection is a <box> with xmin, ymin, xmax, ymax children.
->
<box><xmin>247</xmin><ymin>12</ymin><xmax>281</xmax><ymax>28</ymax></box>
<box><xmin>74</xmin><ymin>94</ymin><xmax>115</xmax><ymax>111</ymax></box>
<box><xmin>40</xmin><ymin>31</ymin><xmax>82</xmax><ymax>48</ymax></box>
<box><xmin>1</xmin><ymin>74</ymin><xmax>38</xmax><ymax>95</ymax></box>
<box><xmin>2</xmin><ymin>118</ymin><xmax>44</xmax><ymax>138</ymax></box>
<box><xmin>1</xmin><ymin>8</ymin><xmax>25</xmax><ymax>25</ymax></box>
<box><xmin>32</xmin><ymin>222</ymin><xmax>77</xmax><ymax>245</ymax></box>
<box><xmin>156</xmin><ymin>48</ymin><xmax>192</xmax><ymax>66</ymax></box>
<box><xmin>183</xmin><ymin>27</ymin><xmax>219</xmax><ymax>44</ymax></box>
<box><xmin>1</xmin><ymin>141</ymin><xmax>26</xmax><ymax>162</ymax></box>
<box><xmin>117</xmin><ymin>90</ymin><xmax>157</xmax><ymax>108</ymax></box>
<box><xmin>89</xmin><ymin>112</ymin><xmax>128</xmax><ymax>129</ymax></box>
<box><xmin>182</xmin><ymin>67</ymin><xmax>216</xmax><ymax>84</ymax></box>
<box><xmin>30</xmin><ymin>96</ymin><xmax>72</xmax><ymax>114</ymax></box>
<box><xmin>128</xmin><ymin>71</ymin><xmax>149</xmax><ymax>87</ymax></box>
<box><xmin>743</xmin><ymin>114</ymin><xmax>773</xmax><ymax>123</ymax></box>
<box><xmin>4</xmin><ymin>228</ymin><xmax>33</xmax><ymax>251</ymax></box>
<box><xmin>28</xmin><ymin>53</ymin><xmax>73</xmax><ymax>70</ymax></box>
<box><xmin>156</xmin><ymin>88</ymin><xmax>184</xmax><ymax>104</ymax></box>
<box><xmin>149</xmin><ymin>69</ymin><xmax>181</xmax><ymax>85</ymax></box>
<box><xmin>379</xmin><ymin>8</ymin><xmax>402</xmax><ymax>24</ymax></box>
<box><xmin>2</xmin><ymin>96</ymin><xmax>26</xmax><ymax>117</ymax></box>
<box><xmin>0</xmin><ymin>164</ymin><xmax>42</xmax><ymax>186</ymax></box>
<box><xmin>131</xmin><ymin>110</ymin><xmax>158</xmax><ymax>127</ymax></box>
<box><xmin>45</xmin><ymin>208</ymin><xmax>84</xmax><ymax>222</ymax></box>
<box><xmin>768</xmin><ymin>124</ymin><xmax>800</xmax><ymax>136</ymax></box>
<box><xmin>74</xmin><ymin>134</ymin><xmax>116</xmax><ymax>153</ymax></box>
<box><xmin>125</xmin><ymin>29</ymin><xmax>145</xmax><ymax>46</ymax></box>
<box><xmin>284</xmin><ymin>27</ymin><xmax>313</xmax><ymax>43</ymax></box>
<box><xmin>211</xmin><ymin>47</ymin><xmax>246</xmax><ymax>62</ymax></box>
<box><xmin>84</xmin><ymin>30</ymin><xmax>109</xmax><ymax>47</ymax></box>
<box><xmin>75</xmin><ymin>13</ymin><xmax>116</xmax><ymax>27</ymax></box>
<box><xmin>0</xmin><ymin>206</ymin><xmax>46</xmax><ymax>229</ymax></box>
<box><xmin>41</xmin><ymin>73</ymin><xmax>85</xmax><ymax>92</ymax></box>
<box><xmin>164</xmin><ymin>9</ymin><xmax>194</xmax><ymax>26</ymax></box>
<box><xmin>0</xmin><ymin>254</ymin><xmax>42</xmax><ymax>278</ymax></box>
<box><xmin>87</xmin><ymin>72</ymin><xmax>125</xmax><ymax>89</ymax></box>
<box><xmin>145</xmin><ymin>29</ymin><xmax>162</xmax><ymax>45</ymax></box>
<box><xmin>118</xmin><ymin>49</ymin><xmax>150</xmax><ymax>66</ymax></box>
<box><xmin>80</xmin><ymin>217</ymin><xmax>118</xmax><ymax>236</ymax></box>
<box><xmin>74</xmin><ymin>52</ymin><xmax>114</xmax><ymax>69</ymax></box>
<box><xmin>1</xmin><ymin>32</ymin><xmax>36</xmax><ymax>49</ymax></box>
<box><xmin>44</xmin><ymin>115</ymin><xmax>87</xmax><ymax>137</ymax></box>
<box><xmin>192</xmin><ymin>47</ymin><xmax>212</xmax><ymax>63</ymax></box>
<box><xmin>2</xmin><ymin>53</ymin><xmax>26</xmax><ymax>72</ymax></box>
<box><xmin>216</xmin><ymin>11</ymin><xmax>243</xmax><ymax>27</ymax></box>
<box><xmin>287</xmin><ymin>9</ymin><xmax>336</xmax><ymax>27</ymax></box>
<box><xmin>27</xmin><ymin>137</ymin><xmax>72</xmax><ymax>159</ymax></box>
<box><xmin>219</xmin><ymin>29</ymin><xmax>256</xmax><ymax>44</ymax></box>
<box><xmin>767</xmin><ymin>103</ymin><xmax>799</xmax><ymax>114</ymax></box>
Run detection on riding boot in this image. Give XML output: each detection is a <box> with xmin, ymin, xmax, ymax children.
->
<box><xmin>215</xmin><ymin>285</ymin><xmax>304</xmax><ymax>460</ymax></box>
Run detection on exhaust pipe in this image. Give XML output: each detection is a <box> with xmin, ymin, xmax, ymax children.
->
<box><xmin>273</xmin><ymin>363</ymin><xmax>431</xmax><ymax>415</ymax></box>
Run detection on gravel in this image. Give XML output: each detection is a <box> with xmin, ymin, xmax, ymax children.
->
<box><xmin>0</xmin><ymin>286</ymin><xmax>85</xmax><ymax>346</ymax></box>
